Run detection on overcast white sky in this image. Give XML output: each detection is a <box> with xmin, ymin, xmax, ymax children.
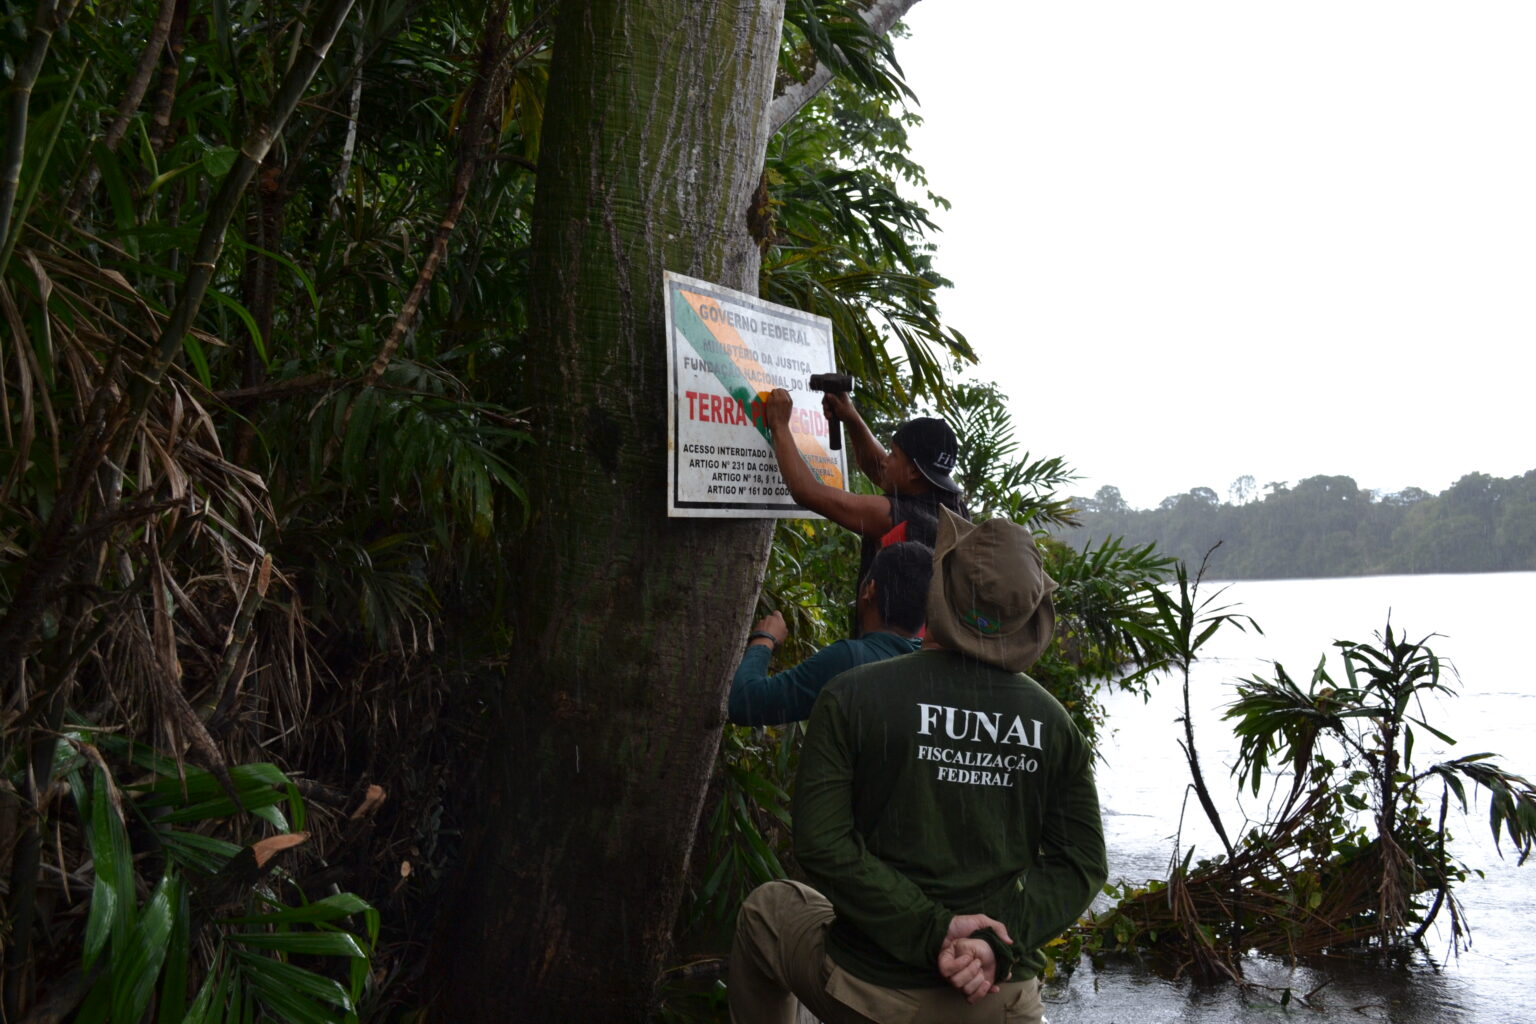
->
<box><xmin>894</xmin><ymin>1</ymin><xmax>1534</xmax><ymax>510</ymax></box>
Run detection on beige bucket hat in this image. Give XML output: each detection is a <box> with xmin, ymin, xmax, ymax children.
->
<box><xmin>926</xmin><ymin>506</ymin><xmax>1057</xmax><ymax>672</ymax></box>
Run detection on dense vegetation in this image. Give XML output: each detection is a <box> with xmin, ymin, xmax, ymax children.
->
<box><xmin>0</xmin><ymin>2</ymin><xmax>1187</xmax><ymax>1019</ymax></box>
<box><xmin>3</xmin><ymin>1</ymin><xmax>1529</xmax><ymax>1020</ymax></box>
<box><xmin>1063</xmin><ymin>470</ymin><xmax>1536</xmax><ymax>579</ymax></box>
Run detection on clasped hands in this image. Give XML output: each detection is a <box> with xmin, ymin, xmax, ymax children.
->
<box><xmin>937</xmin><ymin>914</ymin><xmax>1013</xmax><ymax>1005</ymax></box>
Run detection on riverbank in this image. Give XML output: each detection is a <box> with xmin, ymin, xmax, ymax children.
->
<box><xmin>1055</xmin><ymin>572</ymin><xmax>1536</xmax><ymax>1023</ymax></box>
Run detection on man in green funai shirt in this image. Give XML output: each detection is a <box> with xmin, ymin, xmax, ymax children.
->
<box><xmin>728</xmin><ymin>541</ymin><xmax>932</xmax><ymax>727</ymax></box>
<box><xmin>729</xmin><ymin>507</ymin><xmax>1107</xmax><ymax>1024</ymax></box>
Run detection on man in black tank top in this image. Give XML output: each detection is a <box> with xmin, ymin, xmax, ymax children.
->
<box><xmin>763</xmin><ymin>388</ymin><xmax>971</xmax><ymax>613</ymax></box>
<box><xmin>855</xmin><ymin>418</ymin><xmax>971</xmax><ymax>583</ymax></box>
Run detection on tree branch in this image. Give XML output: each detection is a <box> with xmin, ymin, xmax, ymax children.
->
<box><xmin>215</xmin><ymin>371</ymin><xmax>336</xmax><ymax>404</ymax></box>
<box><xmin>360</xmin><ymin>1</ymin><xmax>515</xmax><ymax>388</ymax></box>
<box><xmin>63</xmin><ymin>0</ymin><xmax>178</xmax><ymax>220</ymax></box>
<box><xmin>328</xmin><ymin>57</ymin><xmax>365</xmax><ymax>219</ymax></box>
<box><xmin>767</xmin><ymin>0</ymin><xmax>922</xmax><ymax>136</ymax></box>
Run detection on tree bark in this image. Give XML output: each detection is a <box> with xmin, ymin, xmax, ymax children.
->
<box><xmin>434</xmin><ymin>0</ymin><xmax>786</xmax><ymax>1018</ymax></box>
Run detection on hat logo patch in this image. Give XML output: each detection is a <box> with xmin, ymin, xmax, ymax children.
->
<box><xmin>935</xmin><ymin>451</ymin><xmax>955</xmax><ymax>469</ymax></box>
<box><xmin>961</xmin><ymin>608</ymin><xmax>1002</xmax><ymax>635</ymax></box>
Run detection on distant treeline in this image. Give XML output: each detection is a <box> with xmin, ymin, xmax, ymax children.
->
<box><xmin>1056</xmin><ymin>470</ymin><xmax>1536</xmax><ymax>579</ymax></box>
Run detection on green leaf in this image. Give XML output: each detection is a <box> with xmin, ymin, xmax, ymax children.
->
<box><xmin>145</xmin><ymin>161</ymin><xmax>202</xmax><ymax>199</ymax></box>
<box><xmin>204</xmin><ymin>287</ymin><xmax>265</xmax><ymax>363</ymax></box>
<box><xmin>90</xmin><ymin>146</ymin><xmax>139</xmax><ymax>242</ymax></box>
<box><xmin>83</xmin><ymin>873</ymin><xmax>119</xmax><ymax>969</ymax></box>
<box><xmin>285</xmin><ymin>781</ymin><xmax>307</xmax><ymax>833</ymax></box>
<box><xmin>152</xmin><ymin>785</ymin><xmax>290</xmax><ymax>824</ymax></box>
<box><xmin>226</xmin><ymin>234</ymin><xmax>321</xmax><ymax>313</ymax></box>
<box><xmin>182</xmin><ymin>331</ymin><xmax>213</xmax><ymax>388</ymax></box>
<box><xmin>251</xmin><ymin>802</ymin><xmax>293</xmax><ymax>830</ymax></box>
<box><xmin>137</xmin><ymin>761</ymin><xmax>292</xmax><ymax>800</ymax></box>
<box><xmin>136</xmin><ymin>762</ymin><xmax>299</xmax><ymax>828</ymax></box>
<box><xmin>157</xmin><ymin>877</ymin><xmax>192</xmax><ymax>1023</ymax></box>
<box><xmin>73</xmin><ymin>981</ymin><xmax>111</xmax><ymax>1024</ymax></box>
<box><xmin>241</xmin><ymin>980</ymin><xmax>341</xmax><ymax>1024</ymax></box>
<box><xmin>234</xmin><ymin>950</ymin><xmax>355</xmax><ymax>1010</ymax></box>
<box><xmin>342</xmin><ymin>390</ymin><xmax>377</xmax><ymax>482</ymax></box>
<box><xmin>158</xmin><ymin>831</ymin><xmax>244</xmax><ymax>874</ymax></box>
<box><xmin>85</xmin><ymin>766</ymin><xmax>137</xmax><ymax>962</ymax></box>
<box><xmin>136</xmin><ymin>115</ymin><xmax>160</xmax><ymax>182</ymax></box>
<box><xmin>1</xmin><ymin>60</ymin><xmax>86</xmax><ymax>270</ymax></box>
<box><xmin>229</xmin><ymin>931</ymin><xmax>368</xmax><ymax>957</ymax></box>
<box><xmin>111</xmin><ymin>874</ymin><xmax>178</xmax><ymax>1024</ymax></box>
<box><xmin>182</xmin><ymin>957</ymin><xmax>237</xmax><ymax>1024</ymax></box>
<box><xmin>1406</xmin><ymin>716</ymin><xmax>1457</xmax><ymax>746</ymax></box>
<box><xmin>204</xmin><ymin>145</ymin><xmax>239</xmax><ymax>178</ymax></box>
<box><xmin>223</xmin><ymin>892</ymin><xmax>373</xmax><ymax>926</ymax></box>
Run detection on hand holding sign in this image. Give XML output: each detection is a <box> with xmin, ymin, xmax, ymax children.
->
<box><xmin>763</xmin><ymin>388</ymin><xmax>793</xmax><ymax>435</ymax></box>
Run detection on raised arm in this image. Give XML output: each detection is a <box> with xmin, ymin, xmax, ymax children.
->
<box><xmin>821</xmin><ymin>391</ymin><xmax>888</xmax><ymax>487</ymax></box>
<box><xmin>728</xmin><ymin>618</ymin><xmax>874</xmax><ymax>726</ymax></box>
<box><xmin>765</xmin><ymin>389</ymin><xmax>892</xmax><ymax>537</ymax></box>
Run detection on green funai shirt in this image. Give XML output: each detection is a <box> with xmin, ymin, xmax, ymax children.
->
<box><xmin>793</xmin><ymin>649</ymin><xmax>1108</xmax><ymax>988</ymax></box>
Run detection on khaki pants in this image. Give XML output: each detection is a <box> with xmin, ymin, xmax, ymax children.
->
<box><xmin>729</xmin><ymin>880</ymin><xmax>1043</xmax><ymax>1024</ymax></box>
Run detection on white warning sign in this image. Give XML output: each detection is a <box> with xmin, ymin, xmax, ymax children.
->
<box><xmin>664</xmin><ymin>271</ymin><xmax>845</xmax><ymax>518</ymax></box>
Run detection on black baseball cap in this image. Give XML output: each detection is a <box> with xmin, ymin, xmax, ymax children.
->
<box><xmin>892</xmin><ymin>417</ymin><xmax>961</xmax><ymax>494</ymax></box>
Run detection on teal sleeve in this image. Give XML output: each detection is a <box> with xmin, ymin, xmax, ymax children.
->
<box><xmin>793</xmin><ymin>691</ymin><xmax>951</xmax><ymax>971</ymax></box>
<box><xmin>728</xmin><ymin>641</ymin><xmax>865</xmax><ymax>727</ymax></box>
<box><xmin>990</xmin><ymin>745</ymin><xmax>1108</xmax><ymax>972</ymax></box>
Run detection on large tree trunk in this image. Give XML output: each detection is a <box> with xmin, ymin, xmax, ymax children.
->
<box><xmin>435</xmin><ymin>0</ymin><xmax>786</xmax><ymax>1018</ymax></box>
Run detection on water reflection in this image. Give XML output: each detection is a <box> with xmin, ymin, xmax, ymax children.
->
<box><xmin>1045</xmin><ymin>946</ymin><xmax>1515</xmax><ymax>1023</ymax></box>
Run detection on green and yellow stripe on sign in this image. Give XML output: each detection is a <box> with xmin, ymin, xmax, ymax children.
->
<box><xmin>672</xmin><ymin>288</ymin><xmax>844</xmax><ymax>489</ymax></box>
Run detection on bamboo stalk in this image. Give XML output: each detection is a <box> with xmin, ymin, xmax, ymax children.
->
<box><xmin>0</xmin><ymin>0</ymin><xmax>82</xmax><ymax>256</ymax></box>
<box><xmin>329</xmin><ymin>55</ymin><xmax>365</xmax><ymax>219</ymax></box>
<box><xmin>144</xmin><ymin>0</ymin><xmax>188</xmax><ymax>158</ymax></box>
<box><xmin>145</xmin><ymin>0</ymin><xmax>358</xmax><ymax>390</ymax></box>
<box><xmin>201</xmin><ymin>554</ymin><xmax>272</xmax><ymax>732</ymax></box>
<box><xmin>0</xmin><ymin>64</ymin><xmax>86</xmax><ymax>279</ymax></box>
<box><xmin>0</xmin><ymin>0</ymin><xmax>358</xmax><ymax>699</ymax></box>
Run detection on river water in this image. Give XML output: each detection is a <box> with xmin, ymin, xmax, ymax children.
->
<box><xmin>1046</xmin><ymin>571</ymin><xmax>1536</xmax><ymax>1023</ymax></box>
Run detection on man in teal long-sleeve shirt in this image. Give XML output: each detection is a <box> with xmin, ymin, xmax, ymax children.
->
<box><xmin>729</xmin><ymin>508</ymin><xmax>1107</xmax><ymax>1024</ymax></box>
<box><xmin>728</xmin><ymin>541</ymin><xmax>930</xmax><ymax>726</ymax></box>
